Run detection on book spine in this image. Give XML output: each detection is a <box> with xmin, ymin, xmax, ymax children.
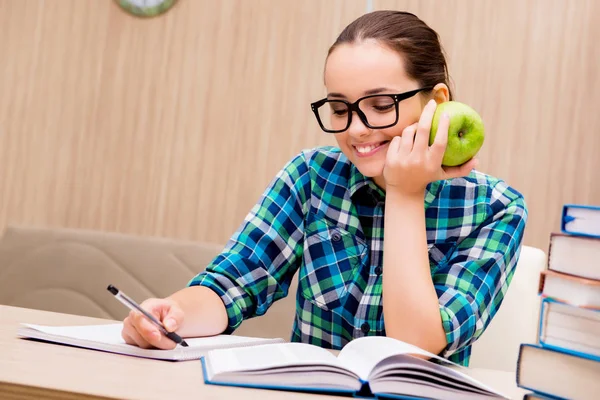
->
<box><xmin>537</xmin><ymin>271</ymin><xmax>546</xmax><ymax>295</ymax></box>
<box><xmin>354</xmin><ymin>381</ymin><xmax>374</xmax><ymax>399</ymax></box>
<box><xmin>515</xmin><ymin>344</ymin><xmax>526</xmax><ymax>387</ymax></box>
<box><xmin>560</xmin><ymin>205</ymin><xmax>570</xmax><ymax>235</ymax></box>
<box><xmin>537</xmin><ymin>299</ymin><xmax>548</xmax><ymax>344</ymax></box>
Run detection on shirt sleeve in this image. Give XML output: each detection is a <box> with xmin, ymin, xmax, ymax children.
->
<box><xmin>434</xmin><ymin>181</ymin><xmax>528</xmax><ymax>358</ymax></box>
<box><xmin>187</xmin><ymin>152</ymin><xmax>310</xmax><ymax>333</ymax></box>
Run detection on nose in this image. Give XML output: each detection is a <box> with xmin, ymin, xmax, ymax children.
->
<box><xmin>346</xmin><ymin>111</ymin><xmax>370</xmax><ymax>139</ymax></box>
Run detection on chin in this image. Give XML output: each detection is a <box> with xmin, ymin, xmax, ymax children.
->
<box><xmin>352</xmin><ymin>159</ymin><xmax>385</xmax><ymax>179</ymax></box>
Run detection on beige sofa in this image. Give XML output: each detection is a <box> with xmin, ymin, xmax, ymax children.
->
<box><xmin>0</xmin><ymin>225</ymin><xmax>546</xmax><ymax>372</ymax></box>
<box><xmin>0</xmin><ymin>225</ymin><xmax>296</xmax><ymax>340</ymax></box>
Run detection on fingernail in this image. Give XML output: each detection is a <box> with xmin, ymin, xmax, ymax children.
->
<box><xmin>443</xmin><ymin>112</ymin><xmax>450</xmax><ymax>119</ymax></box>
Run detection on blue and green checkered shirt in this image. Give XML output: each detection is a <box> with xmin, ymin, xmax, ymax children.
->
<box><xmin>189</xmin><ymin>146</ymin><xmax>528</xmax><ymax>366</ymax></box>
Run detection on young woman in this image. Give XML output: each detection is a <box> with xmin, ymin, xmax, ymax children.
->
<box><xmin>121</xmin><ymin>10</ymin><xmax>527</xmax><ymax>366</ymax></box>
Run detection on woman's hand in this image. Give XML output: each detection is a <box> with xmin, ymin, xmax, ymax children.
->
<box><xmin>120</xmin><ymin>286</ymin><xmax>229</xmax><ymax>350</ymax></box>
<box><xmin>121</xmin><ymin>297</ymin><xmax>185</xmax><ymax>350</ymax></box>
<box><xmin>383</xmin><ymin>99</ymin><xmax>478</xmax><ymax>196</ymax></box>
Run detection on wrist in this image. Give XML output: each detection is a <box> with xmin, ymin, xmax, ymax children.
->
<box><xmin>385</xmin><ymin>187</ymin><xmax>425</xmax><ymax>206</ymax></box>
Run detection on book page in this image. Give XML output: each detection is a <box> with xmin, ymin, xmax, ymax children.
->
<box><xmin>565</xmin><ymin>207</ymin><xmax>600</xmax><ymax>236</ymax></box>
<box><xmin>206</xmin><ymin>342</ymin><xmax>345</xmax><ymax>377</ymax></box>
<box><xmin>337</xmin><ymin>336</ymin><xmax>454</xmax><ymax>380</ymax></box>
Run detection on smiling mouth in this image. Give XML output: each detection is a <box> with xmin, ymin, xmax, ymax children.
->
<box><xmin>353</xmin><ymin>141</ymin><xmax>390</xmax><ymax>156</ymax></box>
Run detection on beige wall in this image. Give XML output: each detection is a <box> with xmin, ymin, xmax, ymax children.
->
<box><xmin>375</xmin><ymin>0</ymin><xmax>600</xmax><ymax>251</ymax></box>
<box><xmin>1</xmin><ymin>0</ymin><xmax>598</xmax><ymax>252</ymax></box>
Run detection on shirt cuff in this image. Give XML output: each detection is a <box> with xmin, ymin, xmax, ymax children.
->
<box><xmin>438</xmin><ymin>292</ymin><xmax>478</xmax><ymax>358</ymax></box>
<box><xmin>187</xmin><ymin>272</ymin><xmax>245</xmax><ymax>334</ymax></box>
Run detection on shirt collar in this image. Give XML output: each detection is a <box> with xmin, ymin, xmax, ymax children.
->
<box><xmin>348</xmin><ymin>163</ymin><xmax>443</xmax><ymax>209</ymax></box>
<box><xmin>348</xmin><ymin>163</ymin><xmax>374</xmax><ymax>199</ymax></box>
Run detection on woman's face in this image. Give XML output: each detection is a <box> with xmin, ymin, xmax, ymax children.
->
<box><xmin>324</xmin><ymin>40</ymin><xmax>439</xmax><ymax>189</ymax></box>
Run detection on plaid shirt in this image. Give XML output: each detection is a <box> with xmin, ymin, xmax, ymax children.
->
<box><xmin>188</xmin><ymin>147</ymin><xmax>528</xmax><ymax>366</ymax></box>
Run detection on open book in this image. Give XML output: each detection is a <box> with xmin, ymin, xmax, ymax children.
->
<box><xmin>17</xmin><ymin>323</ymin><xmax>284</xmax><ymax>361</ymax></box>
<box><xmin>201</xmin><ymin>336</ymin><xmax>507</xmax><ymax>399</ymax></box>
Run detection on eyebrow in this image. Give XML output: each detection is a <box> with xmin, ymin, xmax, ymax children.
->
<box><xmin>327</xmin><ymin>87</ymin><xmax>393</xmax><ymax>99</ymax></box>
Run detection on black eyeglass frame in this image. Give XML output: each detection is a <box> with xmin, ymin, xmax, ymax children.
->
<box><xmin>310</xmin><ymin>87</ymin><xmax>434</xmax><ymax>134</ymax></box>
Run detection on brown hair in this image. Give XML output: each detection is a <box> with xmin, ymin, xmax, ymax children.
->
<box><xmin>328</xmin><ymin>10</ymin><xmax>453</xmax><ymax>100</ymax></box>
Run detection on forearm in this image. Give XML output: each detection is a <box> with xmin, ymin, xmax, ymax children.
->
<box><xmin>168</xmin><ymin>286</ymin><xmax>228</xmax><ymax>337</ymax></box>
<box><xmin>383</xmin><ymin>190</ymin><xmax>447</xmax><ymax>354</ymax></box>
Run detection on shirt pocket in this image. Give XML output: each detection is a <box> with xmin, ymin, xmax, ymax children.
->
<box><xmin>298</xmin><ymin>219</ymin><xmax>367</xmax><ymax>311</ymax></box>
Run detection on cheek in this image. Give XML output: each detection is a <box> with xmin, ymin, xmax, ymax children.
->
<box><xmin>333</xmin><ymin>132</ymin><xmax>349</xmax><ymax>149</ymax></box>
<box><xmin>383</xmin><ymin>106</ymin><xmax>423</xmax><ymax>137</ymax></box>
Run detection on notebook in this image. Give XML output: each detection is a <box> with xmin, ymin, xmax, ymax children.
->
<box><xmin>17</xmin><ymin>323</ymin><xmax>284</xmax><ymax>361</ymax></box>
<box><xmin>201</xmin><ymin>336</ymin><xmax>508</xmax><ymax>399</ymax></box>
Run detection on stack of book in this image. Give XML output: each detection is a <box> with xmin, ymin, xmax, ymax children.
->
<box><xmin>517</xmin><ymin>204</ymin><xmax>600</xmax><ymax>399</ymax></box>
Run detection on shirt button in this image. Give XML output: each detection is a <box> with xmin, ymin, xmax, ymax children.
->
<box><xmin>361</xmin><ymin>322</ymin><xmax>370</xmax><ymax>334</ymax></box>
<box><xmin>331</xmin><ymin>232</ymin><xmax>342</xmax><ymax>242</ymax></box>
<box><xmin>374</xmin><ymin>266</ymin><xmax>382</xmax><ymax>275</ymax></box>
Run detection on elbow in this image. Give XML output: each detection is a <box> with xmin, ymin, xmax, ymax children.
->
<box><xmin>385</xmin><ymin>322</ymin><xmax>448</xmax><ymax>356</ymax></box>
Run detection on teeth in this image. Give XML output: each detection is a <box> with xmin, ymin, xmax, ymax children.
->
<box><xmin>356</xmin><ymin>144</ymin><xmax>379</xmax><ymax>154</ymax></box>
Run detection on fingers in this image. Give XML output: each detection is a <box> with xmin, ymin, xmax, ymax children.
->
<box><xmin>430</xmin><ymin>112</ymin><xmax>450</xmax><ymax>162</ymax></box>
<box><xmin>399</xmin><ymin>123</ymin><xmax>418</xmax><ymax>155</ymax></box>
<box><xmin>387</xmin><ymin>136</ymin><xmax>402</xmax><ymax>156</ymax></box>
<box><xmin>135</xmin><ymin>312</ymin><xmax>162</xmax><ymax>339</ymax></box>
<box><xmin>122</xmin><ymin>317</ymin><xmax>153</xmax><ymax>349</ymax></box>
<box><xmin>132</xmin><ymin>309</ymin><xmax>178</xmax><ymax>350</ymax></box>
<box><xmin>413</xmin><ymin>99</ymin><xmax>437</xmax><ymax>151</ymax></box>
<box><xmin>163</xmin><ymin>304</ymin><xmax>184</xmax><ymax>333</ymax></box>
<box><xmin>443</xmin><ymin>157</ymin><xmax>479</xmax><ymax>179</ymax></box>
<box><xmin>121</xmin><ymin>299</ymin><xmax>180</xmax><ymax>350</ymax></box>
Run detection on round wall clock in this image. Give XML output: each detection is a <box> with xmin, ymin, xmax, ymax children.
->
<box><xmin>115</xmin><ymin>0</ymin><xmax>178</xmax><ymax>18</ymax></box>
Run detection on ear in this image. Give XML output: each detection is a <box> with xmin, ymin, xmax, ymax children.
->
<box><xmin>432</xmin><ymin>83</ymin><xmax>450</xmax><ymax>104</ymax></box>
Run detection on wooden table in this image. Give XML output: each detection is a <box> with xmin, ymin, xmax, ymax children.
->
<box><xmin>0</xmin><ymin>305</ymin><xmax>527</xmax><ymax>399</ymax></box>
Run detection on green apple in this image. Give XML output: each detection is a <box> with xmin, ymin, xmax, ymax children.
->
<box><xmin>429</xmin><ymin>101</ymin><xmax>485</xmax><ymax>167</ymax></box>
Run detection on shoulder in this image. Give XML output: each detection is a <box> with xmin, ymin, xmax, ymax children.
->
<box><xmin>432</xmin><ymin>170</ymin><xmax>528</xmax><ymax>230</ymax></box>
<box><xmin>468</xmin><ymin>170</ymin><xmax>527</xmax><ymax>216</ymax></box>
<box><xmin>443</xmin><ymin>170</ymin><xmax>525</xmax><ymax>203</ymax></box>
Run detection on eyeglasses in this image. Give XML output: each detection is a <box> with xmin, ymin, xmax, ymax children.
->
<box><xmin>310</xmin><ymin>87</ymin><xmax>433</xmax><ymax>134</ymax></box>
